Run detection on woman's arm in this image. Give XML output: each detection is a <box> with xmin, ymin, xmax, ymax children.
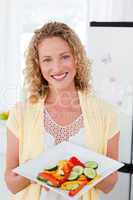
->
<box><xmin>95</xmin><ymin>131</ymin><xmax>120</xmax><ymax>193</ymax></box>
<box><xmin>4</xmin><ymin>129</ymin><xmax>31</xmax><ymax>194</ymax></box>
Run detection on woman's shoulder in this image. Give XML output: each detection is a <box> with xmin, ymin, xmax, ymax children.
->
<box><xmin>9</xmin><ymin>98</ymin><xmax>42</xmax><ymax>118</ymax></box>
<box><xmin>81</xmin><ymin>90</ymin><xmax>117</xmax><ymax>115</ymax></box>
<box><xmin>90</xmin><ymin>94</ymin><xmax>118</xmax><ymax>119</ymax></box>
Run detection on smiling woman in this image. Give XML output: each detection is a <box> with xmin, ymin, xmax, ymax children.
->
<box><xmin>24</xmin><ymin>22</ymin><xmax>90</xmax><ymax>102</ymax></box>
<box><xmin>5</xmin><ymin>21</ymin><xmax>120</xmax><ymax>200</ymax></box>
<box><xmin>38</xmin><ymin>37</ymin><xmax>76</xmax><ymax>92</ymax></box>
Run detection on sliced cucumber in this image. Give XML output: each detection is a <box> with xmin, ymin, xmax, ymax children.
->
<box><xmin>37</xmin><ymin>177</ymin><xmax>56</xmax><ymax>187</ymax></box>
<box><xmin>46</xmin><ymin>181</ymin><xmax>56</xmax><ymax>187</ymax></box>
<box><xmin>83</xmin><ymin>168</ymin><xmax>97</xmax><ymax>179</ymax></box>
<box><xmin>64</xmin><ymin>183</ymin><xmax>80</xmax><ymax>191</ymax></box>
<box><xmin>85</xmin><ymin>161</ymin><xmax>98</xmax><ymax>169</ymax></box>
<box><xmin>72</xmin><ymin>165</ymin><xmax>84</xmax><ymax>176</ymax></box>
<box><xmin>37</xmin><ymin>176</ymin><xmax>47</xmax><ymax>182</ymax></box>
<box><xmin>45</xmin><ymin>164</ymin><xmax>58</xmax><ymax>171</ymax></box>
<box><xmin>68</xmin><ymin>171</ymin><xmax>79</xmax><ymax>181</ymax></box>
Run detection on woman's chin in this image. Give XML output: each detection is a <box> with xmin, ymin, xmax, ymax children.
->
<box><xmin>49</xmin><ymin>81</ymin><xmax>75</xmax><ymax>91</ymax></box>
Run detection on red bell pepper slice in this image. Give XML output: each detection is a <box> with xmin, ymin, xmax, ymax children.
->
<box><xmin>58</xmin><ymin>177</ymin><xmax>68</xmax><ymax>185</ymax></box>
<box><xmin>38</xmin><ymin>172</ymin><xmax>60</xmax><ymax>187</ymax></box>
<box><xmin>69</xmin><ymin>156</ymin><xmax>85</xmax><ymax>167</ymax></box>
<box><xmin>63</xmin><ymin>161</ymin><xmax>74</xmax><ymax>176</ymax></box>
<box><xmin>67</xmin><ymin>160</ymin><xmax>75</xmax><ymax>168</ymax></box>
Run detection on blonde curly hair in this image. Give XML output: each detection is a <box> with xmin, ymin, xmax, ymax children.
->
<box><xmin>24</xmin><ymin>21</ymin><xmax>92</xmax><ymax>102</ymax></box>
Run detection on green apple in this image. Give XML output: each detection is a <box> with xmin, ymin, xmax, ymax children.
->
<box><xmin>0</xmin><ymin>112</ymin><xmax>9</xmax><ymax>120</ymax></box>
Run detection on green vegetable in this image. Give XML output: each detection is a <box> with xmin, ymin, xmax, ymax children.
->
<box><xmin>85</xmin><ymin>161</ymin><xmax>98</xmax><ymax>169</ymax></box>
<box><xmin>68</xmin><ymin>171</ymin><xmax>79</xmax><ymax>181</ymax></box>
<box><xmin>45</xmin><ymin>165</ymin><xmax>58</xmax><ymax>171</ymax></box>
<box><xmin>37</xmin><ymin>176</ymin><xmax>47</xmax><ymax>182</ymax></box>
<box><xmin>46</xmin><ymin>180</ymin><xmax>56</xmax><ymax>187</ymax></box>
<box><xmin>62</xmin><ymin>182</ymin><xmax>80</xmax><ymax>191</ymax></box>
<box><xmin>72</xmin><ymin>165</ymin><xmax>84</xmax><ymax>176</ymax></box>
<box><xmin>83</xmin><ymin>168</ymin><xmax>97</xmax><ymax>179</ymax></box>
<box><xmin>66</xmin><ymin>183</ymin><xmax>80</xmax><ymax>191</ymax></box>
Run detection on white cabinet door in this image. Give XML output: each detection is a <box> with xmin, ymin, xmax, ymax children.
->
<box><xmin>131</xmin><ymin>175</ymin><xmax>133</xmax><ymax>200</ymax></box>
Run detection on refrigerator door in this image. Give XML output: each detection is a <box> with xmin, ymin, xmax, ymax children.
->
<box><xmin>87</xmin><ymin>23</ymin><xmax>133</xmax><ymax>200</ymax></box>
<box><xmin>131</xmin><ymin>175</ymin><xmax>133</xmax><ymax>200</ymax></box>
<box><xmin>100</xmin><ymin>173</ymin><xmax>130</xmax><ymax>200</ymax></box>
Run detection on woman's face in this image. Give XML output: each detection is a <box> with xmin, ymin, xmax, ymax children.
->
<box><xmin>38</xmin><ymin>37</ymin><xmax>76</xmax><ymax>91</ymax></box>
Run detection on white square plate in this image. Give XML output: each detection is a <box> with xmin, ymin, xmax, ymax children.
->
<box><xmin>13</xmin><ymin>141</ymin><xmax>124</xmax><ymax>199</ymax></box>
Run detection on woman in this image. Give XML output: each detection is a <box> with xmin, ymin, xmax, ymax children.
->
<box><xmin>5</xmin><ymin>21</ymin><xmax>120</xmax><ymax>200</ymax></box>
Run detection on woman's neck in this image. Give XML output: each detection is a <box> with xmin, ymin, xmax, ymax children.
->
<box><xmin>45</xmin><ymin>86</ymin><xmax>80</xmax><ymax>108</ymax></box>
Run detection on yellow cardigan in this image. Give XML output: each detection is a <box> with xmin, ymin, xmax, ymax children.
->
<box><xmin>7</xmin><ymin>90</ymin><xmax>119</xmax><ymax>200</ymax></box>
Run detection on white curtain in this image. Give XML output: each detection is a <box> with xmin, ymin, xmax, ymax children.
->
<box><xmin>0</xmin><ymin>0</ymin><xmax>23</xmax><ymax>110</ymax></box>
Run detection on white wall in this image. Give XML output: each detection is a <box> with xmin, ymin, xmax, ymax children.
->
<box><xmin>0</xmin><ymin>0</ymin><xmax>23</xmax><ymax>111</ymax></box>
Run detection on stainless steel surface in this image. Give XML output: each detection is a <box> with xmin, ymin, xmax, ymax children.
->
<box><xmin>100</xmin><ymin>173</ymin><xmax>130</xmax><ymax>200</ymax></box>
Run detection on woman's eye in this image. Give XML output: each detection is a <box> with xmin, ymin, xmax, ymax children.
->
<box><xmin>62</xmin><ymin>55</ymin><xmax>70</xmax><ymax>59</ymax></box>
<box><xmin>43</xmin><ymin>58</ymin><xmax>51</xmax><ymax>63</ymax></box>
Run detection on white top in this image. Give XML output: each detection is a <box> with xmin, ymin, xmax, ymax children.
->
<box><xmin>40</xmin><ymin>107</ymin><xmax>86</xmax><ymax>200</ymax></box>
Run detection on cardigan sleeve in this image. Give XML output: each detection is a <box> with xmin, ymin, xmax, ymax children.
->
<box><xmin>105</xmin><ymin>104</ymin><xmax>120</xmax><ymax>140</ymax></box>
<box><xmin>6</xmin><ymin>102</ymin><xmax>22</xmax><ymax>138</ymax></box>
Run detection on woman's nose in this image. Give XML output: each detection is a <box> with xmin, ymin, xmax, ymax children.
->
<box><xmin>52</xmin><ymin>59</ymin><xmax>61</xmax><ymax>70</ymax></box>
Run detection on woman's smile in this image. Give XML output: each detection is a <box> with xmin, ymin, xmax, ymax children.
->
<box><xmin>51</xmin><ymin>72</ymin><xmax>68</xmax><ymax>81</ymax></box>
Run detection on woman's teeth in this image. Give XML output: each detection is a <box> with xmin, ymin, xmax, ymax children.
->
<box><xmin>52</xmin><ymin>72</ymin><xmax>68</xmax><ymax>80</ymax></box>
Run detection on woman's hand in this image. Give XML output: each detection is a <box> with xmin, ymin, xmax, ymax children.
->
<box><xmin>95</xmin><ymin>132</ymin><xmax>120</xmax><ymax>193</ymax></box>
<box><xmin>5</xmin><ymin>129</ymin><xmax>30</xmax><ymax>194</ymax></box>
<box><xmin>5</xmin><ymin>169</ymin><xmax>31</xmax><ymax>194</ymax></box>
